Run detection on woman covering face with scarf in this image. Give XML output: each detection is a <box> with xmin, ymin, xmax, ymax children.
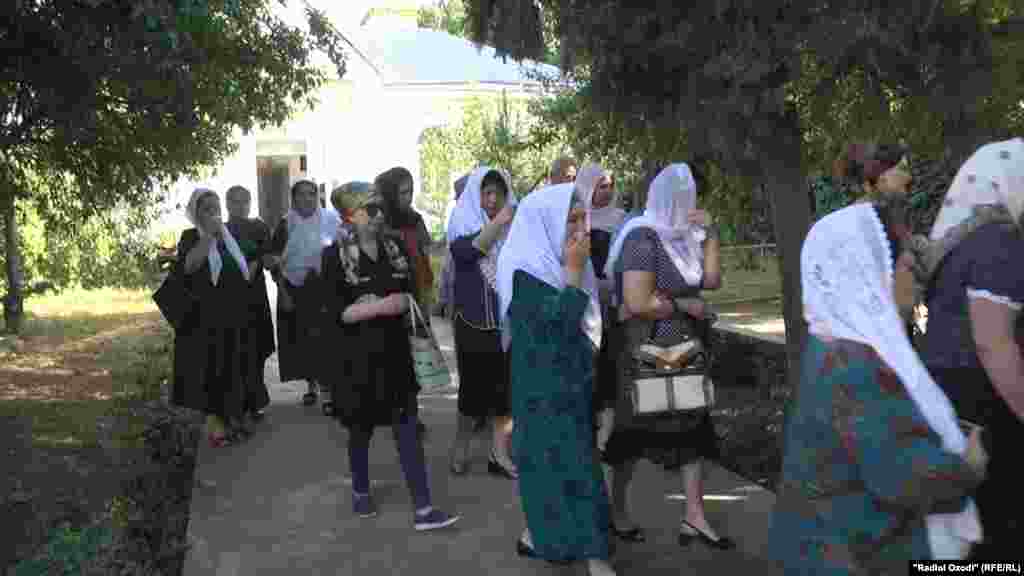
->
<box><xmin>496</xmin><ymin>181</ymin><xmax>615</xmax><ymax>575</ymax></box>
<box><xmin>267</xmin><ymin>179</ymin><xmax>341</xmax><ymax>408</ymax></box>
<box><xmin>770</xmin><ymin>202</ymin><xmax>987</xmax><ymax>570</ymax></box>
<box><xmin>912</xmin><ymin>138</ymin><xmax>1024</xmax><ymax>560</ymax></box>
<box><xmin>601</xmin><ymin>163</ymin><xmax>732</xmax><ymax>550</ymax></box>
<box><xmin>445</xmin><ymin>166</ymin><xmax>520</xmax><ymax>478</ymax></box>
<box><xmin>173</xmin><ymin>188</ymin><xmax>258</xmax><ymax>447</ymax></box>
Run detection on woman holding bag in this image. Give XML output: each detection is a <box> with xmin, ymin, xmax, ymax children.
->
<box><xmin>601</xmin><ymin>163</ymin><xmax>731</xmax><ymax>549</ymax></box>
<box><xmin>320</xmin><ymin>181</ymin><xmax>459</xmax><ymax>530</ymax></box>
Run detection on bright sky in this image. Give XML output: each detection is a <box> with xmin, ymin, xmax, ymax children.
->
<box><xmin>312</xmin><ymin>0</ymin><xmax>436</xmax><ymax>28</ymax></box>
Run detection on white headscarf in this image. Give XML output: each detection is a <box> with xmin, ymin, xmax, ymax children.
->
<box><xmin>281</xmin><ymin>186</ymin><xmax>341</xmax><ymax>287</ymax></box>
<box><xmin>802</xmin><ymin>203</ymin><xmax>981</xmax><ymax>559</ymax></box>
<box><xmin>497</xmin><ymin>182</ymin><xmax>602</xmax><ymax>350</ymax></box>
<box><xmin>446</xmin><ymin>166</ymin><xmax>517</xmax><ymax>291</ymax></box>
<box><xmin>603</xmin><ymin>163</ymin><xmax>705</xmax><ymax>285</ymax></box>
<box><xmin>930</xmin><ymin>137</ymin><xmax>1024</xmax><ymax>240</ymax></box>
<box><xmin>185</xmin><ymin>188</ymin><xmax>249</xmax><ymax>286</ymax></box>
<box><xmin>577</xmin><ymin>164</ymin><xmax>625</xmax><ymax>233</ymax></box>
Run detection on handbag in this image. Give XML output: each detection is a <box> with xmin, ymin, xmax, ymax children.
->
<box><xmin>407</xmin><ymin>294</ymin><xmax>453</xmax><ymax>393</ymax></box>
<box><xmin>152</xmin><ymin>266</ymin><xmax>196</xmax><ymax>331</ymax></box>
<box><xmin>628</xmin><ymin>316</ymin><xmax>715</xmax><ymax>417</ymax></box>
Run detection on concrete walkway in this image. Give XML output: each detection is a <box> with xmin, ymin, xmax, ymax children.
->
<box><xmin>182</xmin><ymin>275</ymin><xmax>782</xmax><ymax>575</ymax></box>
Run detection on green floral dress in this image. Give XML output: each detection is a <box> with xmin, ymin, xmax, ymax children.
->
<box><xmin>508</xmin><ymin>271</ymin><xmax>611</xmax><ymax>562</ymax></box>
<box><xmin>768</xmin><ymin>336</ymin><xmax>981</xmax><ymax>573</ymax></box>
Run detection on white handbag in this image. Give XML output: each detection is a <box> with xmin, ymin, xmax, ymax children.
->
<box><xmin>407</xmin><ymin>295</ymin><xmax>453</xmax><ymax>394</ymax></box>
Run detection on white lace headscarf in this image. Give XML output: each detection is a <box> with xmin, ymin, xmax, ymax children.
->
<box><xmin>802</xmin><ymin>203</ymin><xmax>981</xmax><ymax>560</ymax></box>
<box><xmin>446</xmin><ymin>166</ymin><xmax>517</xmax><ymax>292</ymax></box>
<box><xmin>603</xmin><ymin>163</ymin><xmax>705</xmax><ymax>285</ymax></box>
<box><xmin>578</xmin><ymin>164</ymin><xmax>625</xmax><ymax>233</ymax></box>
<box><xmin>931</xmin><ymin>137</ymin><xmax>1024</xmax><ymax>240</ymax></box>
<box><xmin>281</xmin><ymin>181</ymin><xmax>340</xmax><ymax>287</ymax></box>
<box><xmin>185</xmin><ymin>188</ymin><xmax>249</xmax><ymax>286</ymax></box>
<box><xmin>497</xmin><ymin>182</ymin><xmax>601</xmax><ymax>351</ymax></box>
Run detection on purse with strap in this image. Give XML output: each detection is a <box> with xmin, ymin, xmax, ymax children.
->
<box><xmin>628</xmin><ymin>314</ymin><xmax>716</xmax><ymax>417</ymax></box>
<box><xmin>407</xmin><ymin>294</ymin><xmax>453</xmax><ymax>394</ymax></box>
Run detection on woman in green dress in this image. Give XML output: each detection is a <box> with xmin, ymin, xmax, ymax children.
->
<box><xmin>497</xmin><ymin>182</ymin><xmax>614</xmax><ymax>575</ymax></box>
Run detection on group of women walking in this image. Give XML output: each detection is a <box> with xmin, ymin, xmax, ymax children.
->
<box><xmin>167</xmin><ymin>137</ymin><xmax>1021</xmax><ymax>570</ymax></box>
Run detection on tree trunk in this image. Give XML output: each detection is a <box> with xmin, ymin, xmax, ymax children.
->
<box><xmin>759</xmin><ymin>124</ymin><xmax>811</xmax><ymax>394</ymax></box>
<box><xmin>2</xmin><ymin>192</ymin><xmax>24</xmax><ymax>334</ymax></box>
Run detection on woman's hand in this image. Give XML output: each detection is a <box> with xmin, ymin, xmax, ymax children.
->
<box><xmin>278</xmin><ymin>282</ymin><xmax>295</xmax><ymax>311</ymax></box>
<box><xmin>687</xmin><ymin>209</ymin><xmax>713</xmax><ymax>228</ymax></box>
<box><xmin>493</xmin><ymin>202</ymin><xmax>516</xmax><ymax>226</ymax></box>
<box><xmin>377</xmin><ymin>293</ymin><xmax>409</xmax><ymax>317</ymax></box>
<box><xmin>563</xmin><ymin>230</ymin><xmax>590</xmax><ymax>288</ymax></box>
<box><xmin>965</xmin><ymin>427</ymin><xmax>989</xmax><ymax>478</ymax></box>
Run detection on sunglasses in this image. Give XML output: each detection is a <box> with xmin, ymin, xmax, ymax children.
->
<box><xmin>361</xmin><ymin>202</ymin><xmax>385</xmax><ymax>218</ymax></box>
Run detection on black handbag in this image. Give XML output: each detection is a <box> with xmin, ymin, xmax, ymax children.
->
<box><xmin>152</xmin><ymin>266</ymin><xmax>196</xmax><ymax>331</ymax></box>
<box><xmin>628</xmin><ymin>314</ymin><xmax>717</xmax><ymax>417</ymax></box>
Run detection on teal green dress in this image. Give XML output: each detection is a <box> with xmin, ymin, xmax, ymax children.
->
<box><xmin>509</xmin><ymin>271</ymin><xmax>611</xmax><ymax>562</ymax></box>
<box><xmin>768</xmin><ymin>336</ymin><xmax>982</xmax><ymax>574</ymax></box>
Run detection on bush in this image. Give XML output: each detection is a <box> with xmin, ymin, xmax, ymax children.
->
<box><xmin>1</xmin><ymin>202</ymin><xmax>163</xmax><ymax>296</ymax></box>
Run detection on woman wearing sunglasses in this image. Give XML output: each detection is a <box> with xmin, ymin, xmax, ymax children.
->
<box><xmin>320</xmin><ymin>181</ymin><xmax>460</xmax><ymax>531</ymax></box>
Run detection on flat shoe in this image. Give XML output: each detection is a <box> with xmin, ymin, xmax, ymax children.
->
<box><xmin>678</xmin><ymin>520</ymin><xmax>736</xmax><ymax>550</ymax></box>
<box><xmin>610</xmin><ymin>524</ymin><xmax>646</xmax><ymax>542</ymax></box>
<box><xmin>487</xmin><ymin>457</ymin><xmax>518</xmax><ymax>480</ymax></box>
<box><xmin>515</xmin><ymin>539</ymin><xmax>572</xmax><ymax>565</ymax></box>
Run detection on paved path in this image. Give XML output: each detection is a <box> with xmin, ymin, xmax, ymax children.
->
<box><xmin>183</xmin><ymin>275</ymin><xmax>782</xmax><ymax>575</ymax></box>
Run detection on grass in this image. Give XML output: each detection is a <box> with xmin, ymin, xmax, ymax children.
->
<box><xmin>427</xmin><ymin>247</ymin><xmax>782</xmax><ymax>307</ymax></box>
<box><xmin>1</xmin><ymin>287</ymin><xmax>174</xmax><ymax>567</ymax></box>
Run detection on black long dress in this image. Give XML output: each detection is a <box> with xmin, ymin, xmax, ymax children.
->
<box><xmin>590</xmin><ymin>228</ymin><xmax>617</xmax><ymax>412</ymax></box>
<box><xmin>321</xmin><ymin>233</ymin><xmax>419</xmax><ymax>428</ymax></box>
<box><xmin>171</xmin><ymin>229</ymin><xmax>258</xmax><ymax>421</ymax></box>
<box><xmin>226</xmin><ymin>217</ymin><xmax>275</xmax><ymax>413</ymax></box>
<box><xmin>269</xmin><ymin>218</ymin><xmax>326</xmax><ymax>384</ymax></box>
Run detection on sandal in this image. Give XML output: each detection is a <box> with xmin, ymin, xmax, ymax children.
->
<box><xmin>302</xmin><ymin>390</ymin><xmax>318</xmax><ymax>406</ymax></box>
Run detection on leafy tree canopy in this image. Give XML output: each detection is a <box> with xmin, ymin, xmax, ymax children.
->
<box><xmin>0</xmin><ymin>0</ymin><xmax>347</xmax><ymax>227</ymax></box>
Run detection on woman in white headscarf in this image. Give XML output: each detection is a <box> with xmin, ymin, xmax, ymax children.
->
<box><xmin>172</xmin><ymin>188</ymin><xmax>256</xmax><ymax>447</ymax></box>
<box><xmin>769</xmin><ymin>202</ymin><xmax>987</xmax><ymax>571</ymax></box>
<box><xmin>497</xmin><ymin>182</ymin><xmax>614</xmax><ymax>575</ymax></box>
<box><xmin>446</xmin><ymin>166</ymin><xmax>519</xmax><ymax>477</ymax></box>
<box><xmin>600</xmin><ymin>163</ymin><xmax>732</xmax><ymax>549</ymax></box>
<box><xmin>912</xmin><ymin>138</ymin><xmax>1024</xmax><ymax>560</ymax></box>
<box><xmin>267</xmin><ymin>179</ymin><xmax>341</xmax><ymax>409</ymax></box>
<box><xmin>575</xmin><ymin>164</ymin><xmax>627</xmax><ymax>446</ymax></box>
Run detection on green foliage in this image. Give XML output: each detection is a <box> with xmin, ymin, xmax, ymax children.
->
<box><xmin>13</xmin><ymin>523</ymin><xmax>114</xmax><ymax>576</ymax></box>
<box><xmin>1</xmin><ymin>202</ymin><xmax>162</xmax><ymax>294</ymax></box>
<box><xmin>0</xmin><ymin>0</ymin><xmax>347</xmax><ymax>221</ymax></box>
<box><xmin>418</xmin><ymin>92</ymin><xmax>567</xmax><ymax>238</ymax></box>
<box><xmin>417</xmin><ymin>0</ymin><xmax>468</xmax><ymax>37</ymax></box>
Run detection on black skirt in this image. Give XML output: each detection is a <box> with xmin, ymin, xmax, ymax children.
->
<box><xmin>275</xmin><ymin>278</ymin><xmax>325</xmax><ymax>383</ymax></box>
<box><xmin>173</xmin><ymin>324</ymin><xmax>258</xmax><ymax>421</ymax></box>
<box><xmin>453</xmin><ymin>314</ymin><xmax>510</xmax><ymax>418</ymax></box>
<box><xmin>601</xmin><ymin>317</ymin><xmax>719</xmax><ymax>469</ymax></box>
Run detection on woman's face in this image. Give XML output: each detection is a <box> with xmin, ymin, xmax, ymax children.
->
<box><xmin>873</xmin><ymin>156</ymin><xmax>913</xmax><ymax>198</ymax></box>
<box><xmin>292</xmin><ymin>183</ymin><xmax>319</xmax><ymax>218</ymax></box>
<box><xmin>225</xmin><ymin>189</ymin><xmax>250</xmax><ymax>220</ymax></box>
<box><xmin>592</xmin><ymin>175</ymin><xmax>614</xmax><ymax>209</ymax></box>
<box><xmin>892</xmin><ymin>249</ymin><xmax>916</xmax><ymax>320</ymax></box>
<box><xmin>352</xmin><ymin>195</ymin><xmax>386</xmax><ymax>236</ymax></box>
<box><xmin>197</xmin><ymin>194</ymin><xmax>222</xmax><ymax>226</ymax></box>
<box><xmin>481</xmin><ymin>181</ymin><xmax>506</xmax><ymax>220</ymax></box>
<box><xmin>396</xmin><ymin>178</ymin><xmax>414</xmax><ymax>213</ymax></box>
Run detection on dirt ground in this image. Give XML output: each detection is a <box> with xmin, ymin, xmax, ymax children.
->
<box><xmin>0</xmin><ymin>311</ymin><xmax>167</xmax><ymax>570</ymax></box>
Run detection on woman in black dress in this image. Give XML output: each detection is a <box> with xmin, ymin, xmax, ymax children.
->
<box><xmin>602</xmin><ymin>164</ymin><xmax>735</xmax><ymax>550</ymax></box>
<box><xmin>225</xmin><ymin>185</ymin><xmax>274</xmax><ymax>421</ymax></box>
<box><xmin>446</xmin><ymin>167</ymin><xmax>518</xmax><ymax>477</ymax></box>
<box><xmin>267</xmin><ymin>180</ymin><xmax>341</xmax><ymax>410</ymax></box>
<box><xmin>322</xmin><ymin>182</ymin><xmax>459</xmax><ymax>530</ymax></box>
<box><xmin>173</xmin><ymin>188</ymin><xmax>259</xmax><ymax>446</ymax></box>
<box><xmin>575</xmin><ymin>164</ymin><xmax>627</xmax><ymax>450</ymax></box>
